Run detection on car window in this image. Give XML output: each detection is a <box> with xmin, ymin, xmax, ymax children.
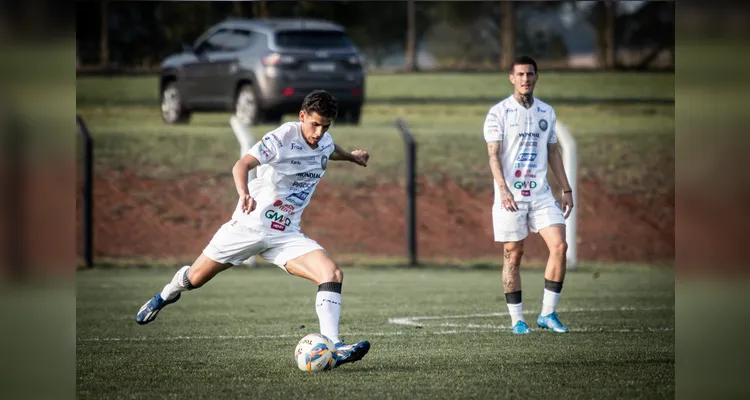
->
<box><xmin>224</xmin><ymin>29</ymin><xmax>254</xmax><ymax>51</ymax></box>
<box><xmin>195</xmin><ymin>29</ymin><xmax>230</xmax><ymax>54</ymax></box>
<box><xmin>274</xmin><ymin>30</ymin><xmax>353</xmax><ymax>49</ymax></box>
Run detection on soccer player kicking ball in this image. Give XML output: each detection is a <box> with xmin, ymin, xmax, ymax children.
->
<box><xmin>483</xmin><ymin>56</ymin><xmax>574</xmax><ymax>335</ymax></box>
<box><xmin>136</xmin><ymin>90</ymin><xmax>371</xmax><ymax>367</ymax></box>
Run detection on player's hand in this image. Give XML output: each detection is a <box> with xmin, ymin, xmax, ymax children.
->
<box><xmin>240</xmin><ymin>194</ymin><xmax>256</xmax><ymax>214</ymax></box>
<box><xmin>501</xmin><ymin>186</ymin><xmax>518</xmax><ymax>212</ymax></box>
<box><xmin>561</xmin><ymin>191</ymin><xmax>574</xmax><ymax>219</ymax></box>
<box><xmin>351</xmin><ymin>149</ymin><xmax>369</xmax><ymax>167</ymax></box>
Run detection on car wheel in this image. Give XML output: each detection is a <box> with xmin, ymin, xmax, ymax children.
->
<box><xmin>161</xmin><ymin>82</ymin><xmax>191</xmax><ymax>124</ymax></box>
<box><xmin>235</xmin><ymin>84</ymin><xmax>262</xmax><ymax>126</ymax></box>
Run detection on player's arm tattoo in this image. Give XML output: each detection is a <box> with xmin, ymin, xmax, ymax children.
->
<box><xmin>487</xmin><ymin>141</ymin><xmax>510</xmax><ymax>193</ymax></box>
<box><xmin>547</xmin><ymin>143</ymin><xmax>572</xmax><ymax>192</ymax></box>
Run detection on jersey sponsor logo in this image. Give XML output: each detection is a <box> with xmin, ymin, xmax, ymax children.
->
<box><xmin>257</xmin><ymin>142</ymin><xmax>271</xmax><ymax>159</ymax></box>
<box><xmin>270</xmin><ymin>222</ymin><xmax>286</xmax><ymax>231</ymax></box>
<box><xmin>516</xmin><ymin>153</ymin><xmax>537</xmax><ymax>162</ymax></box>
<box><xmin>292</xmin><ymin>181</ymin><xmax>315</xmax><ymax>190</ymax></box>
<box><xmin>290</xmin><ymin>160</ymin><xmax>301</xmax><ymax>165</ymax></box>
<box><xmin>265</xmin><ymin>210</ymin><xmax>292</xmax><ymax>228</ymax></box>
<box><xmin>285</xmin><ymin>190</ymin><xmax>310</xmax><ymax>207</ymax></box>
<box><xmin>321</xmin><ymin>156</ymin><xmax>328</xmax><ymax>171</ymax></box>
<box><xmin>290</xmin><ymin>142</ymin><xmax>304</xmax><ymax>151</ymax></box>
<box><xmin>296</xmin><ymin>172</ymin><xmax>322</xmax><ymax>179</ymax></box>
<box><xmin>522</xmin><ymin>141</ymin><xmax>538</xmax><ymax>147</ymax></box>
<box><xmin>514</xmin><ymin>162</ymin><xmax>537</xmax><ymax>169</ymax></box>
<box><xmin>521</xmin><ymin>190</ymin><xmax>531</xmax><ymax>197</ymax></box>
<box><xmin>539</xmin><ymin>119</ymin><xmax>548</xmax><ymax>131</ymax></box>
<box><xmin>273</xmin><ymin>200</ymin><xmax>296</xmax><ymax>214</ymax></box>
<box><xmin>264</xmin><ymin>134</ymin><xmax>283</xmax><ymax>148</ymax></box>
<box><xmin>519</xmin><ymin>132</ymin><xmax>540</xmax><ymax>138</ymax></box>
<box><xmin>536</xmin><ymin>106</ymin><xmax>546</xmax><ymax>113</ymax></box>
<box><xmin>513</xmin><ymin>180</ymin><xmax>537</xmax><ymax>190</ymax></box>
<box><xmin>514</xmin><ymin>170</ymin><xmax>536</xmax><ymax>179</ymax></box>
<box><xmin>514</xmin><ymin>170</ymin><xmax>522</xmax><ymax>178</ymax></box>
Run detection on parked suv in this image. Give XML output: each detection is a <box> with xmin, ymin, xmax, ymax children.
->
<box><xmin>159</xmin><ymin>18</ymin><xmax>365</xmax><ymax>125</ymax></box>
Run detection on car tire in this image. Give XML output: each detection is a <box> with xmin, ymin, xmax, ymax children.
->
<box><xmin>161</xmin><ymin>82</ymin><xmax>191</xmax><ymax>124</ymax></box>
<box><xmin>235</xmin><ymin>84</ymin><xmax>263</xmax><ymax>126</ymax></box>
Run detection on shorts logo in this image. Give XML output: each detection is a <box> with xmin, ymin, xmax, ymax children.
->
<box><xmin>539</xmin><ymin>119</ymin><xmax>548</xmax><ymax>131</ymax></box>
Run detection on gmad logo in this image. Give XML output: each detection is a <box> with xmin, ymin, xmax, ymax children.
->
<box><xmin>513</xmin><ymin>180</ymin><xmax>537</xmax><ymax>190</ymax></box>
<box><xmin>265</xmin><ymin>210</ymin><xmax>292</xmax><ymax>231</ymax></box>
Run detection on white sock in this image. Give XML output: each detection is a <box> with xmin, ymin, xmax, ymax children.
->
<box><xmin>541</xmin><ymin>288</ymin><xmax>561</xmax><ymax>316</ymax></box>
<box><xmin>507</xmin><ymin>302</ymin><xmax>525</xmax><ymax>326</ymax></box>
<box><xmin>315</xmin><ymin>282</ymin><xmax>342</xmax><ymax>344</ymax></box>
<box><xmin>160</xmin><ymin>266</ymin><xmax>193</xmax><ymax>301</ymax></box>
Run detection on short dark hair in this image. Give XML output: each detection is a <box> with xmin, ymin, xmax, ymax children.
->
<box><xmin>509</xmin><ymin>55</ymin><xmax>538</xmax><ymax>74</ymax></box>
<box><xmin>301</xmin><ymin>90</ymin><xmax>338</xmax><ymax>119</ymax></box>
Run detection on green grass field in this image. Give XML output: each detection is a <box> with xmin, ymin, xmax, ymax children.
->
<box><xmin>76</xmin><ymin>72</ymin><xmax>674</xmax><ymax>192</ymax></box>
<box><xmin>76</xmin><ymin>264</ymin><xmax>674</xmax><ymax>399</ymax></box>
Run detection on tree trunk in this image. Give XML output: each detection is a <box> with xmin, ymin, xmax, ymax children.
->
<box><xmin>405</xmin><ymin>0</ymin><xmax>418</xmax><ymax>71</ymax></box>
<box><xmin>100</xmin><ymin>0</ymin><xmax>109</xmax><ymax>69</ymax></box>
<box><xmin>605</xmin><ymin>0</ymin><xmax>616</xmax><ymax>69</ymax></box>
<box><xmin>500</xmin><ymin>0</ymin><xmax>515</xmax><ymax>70</ymax></box>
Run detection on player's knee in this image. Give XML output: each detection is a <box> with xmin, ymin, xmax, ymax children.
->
<box><xmin>549</xmin><ymin>241</ymin><xmax>568</xmax><ymax>256</ymax></box>
<box><xmin>319</xmin><ymin>266</ymin><xmax>343</xmax><ymax>284</ymax></box>
<box><xmin>504</xmin><ymin>244</ymin><xmax>524</xmax><ymax>265</ymax></box>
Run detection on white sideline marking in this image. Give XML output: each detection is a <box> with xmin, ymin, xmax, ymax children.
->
<box><xmin>78</xmin><ymin>326</ymin><xmax>673</xmax><ymax>343</ymax></box>
<box><xmin>78</xmin><ymin>306</ymin><xmax>674</xmax><ymax>343</ymax></box>
<box><xmin>388</xmin><ymin>305</ymin><xmax>674</xmax><ymax>327</ymax></box>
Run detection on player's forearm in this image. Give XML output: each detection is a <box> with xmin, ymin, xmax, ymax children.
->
<box><xmin>232</xmin><ymin>161</ymin><xmax>251</xmax><ymax>196</ymax></box>
<box><xmin>487</xmin><ymin>141</ymin><xmax>509</xmax><ymax>191</ymax></box>
<box><xmin>489</xmin><ymin>157</ymin><xmax>508</xmax><ymax>189</ymax></box>
<box><xmin>548</xmin><ymin>150</ymin><xmax>572</xmax><ymax>191</ymax></box>
<box><xmin>330</xmin><ymin>144</ymin><xmax>354</xmax><ymax>162</ymax></box>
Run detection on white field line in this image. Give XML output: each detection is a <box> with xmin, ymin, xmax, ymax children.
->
<box><xmin>388</xmin><ymin>305</ymin><xmax>675</xmax><ymax>327</ymax></box>
<box><xmin>78</xmin><ymin>306</ymin><xmax>674</xmax><ymax>343</ymax></box>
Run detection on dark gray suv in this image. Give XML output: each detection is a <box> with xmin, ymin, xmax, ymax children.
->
<box><xmin>159</xmin><ymin>18</ymin><xmax>365</xmax><ymax>126</ymax></box>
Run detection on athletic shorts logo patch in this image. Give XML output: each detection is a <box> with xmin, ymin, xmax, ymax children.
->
<box><xmin>539</xmin><ymin>119</ymin><xmax>548</xmax><ymax>131</ymax></box>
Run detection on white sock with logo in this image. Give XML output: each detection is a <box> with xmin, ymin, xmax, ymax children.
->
<box><xmin>316</xmin><ymin>282</ymin><xmax>342</xmax><ymax>344</ymax></box>
<box><xmin>505</xmin><ymin>291</ymin><xmax>525</xmax><ymax>326</ymax></box>
<box><xmin>160</xmin><ymin>266</ymin><xmax>193</xmax><ymax>301</ymax></box>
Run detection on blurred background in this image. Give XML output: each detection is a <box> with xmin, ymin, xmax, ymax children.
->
<box><xmin>74</xmin><ymin>0</ymin><xmax>675</xmax><ymax>268</ymax></box>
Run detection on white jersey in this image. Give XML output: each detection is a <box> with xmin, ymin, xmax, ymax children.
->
<box><xmin>483</xmin><ymin>95</ymin><xmax>558</xmax><ymax>203</ymax></box>
<box><xmin>232</xmin><ymin>121</ymin><xmax>335</xmax><ymax>233</ymax></box>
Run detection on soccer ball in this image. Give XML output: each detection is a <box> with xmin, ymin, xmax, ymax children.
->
<box><xmin>294</xmin><ymin>333</ymin><xmax>338</xmax><ymax>372</ymax></box>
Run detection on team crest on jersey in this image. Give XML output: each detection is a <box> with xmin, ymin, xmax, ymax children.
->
<box><xmin>539</xmin><ymin>119</ymin><xmax>548</xmax><ymax>131</ymax></box>
<box><xmin>321</xmin><ymin>156</ymin><xmax>328</xmax><ymax>171</ymax></box>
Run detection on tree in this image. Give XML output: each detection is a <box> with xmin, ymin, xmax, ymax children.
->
<box><xmin>500</xmin><ymin>0</ymin><xmax>515</xmax><ymax>70</ymax></box>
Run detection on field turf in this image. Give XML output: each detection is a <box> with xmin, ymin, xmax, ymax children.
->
<box><xmin>76</xmin><ymin>264</ymin><xmax>674</xmax><ymax>399</ymax></box>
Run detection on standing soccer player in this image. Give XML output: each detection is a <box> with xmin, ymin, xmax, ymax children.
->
<box><xmin>483</xmin><ymin>56</ymin><xmax>575</xmax><ymax>334</ymax></box>
<box><xmin>136</xmin><ymin>90</ymin><xmax>371</xmax><ymax>367</ymax></box>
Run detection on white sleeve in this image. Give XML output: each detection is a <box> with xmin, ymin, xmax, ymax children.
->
<box><xmin>548</xmin><ymin>109</ymin><xmax>558</xmax><ymax>144</ymax></box>
<box><xmin>483</xmin><ymin>107</ymin><xmax>504</xmax><ymax>142</ymax></box>
<box><xmin>248</xmin><ymin>132</ymin><xmax>283</xmax><ymax>165</ymax></box>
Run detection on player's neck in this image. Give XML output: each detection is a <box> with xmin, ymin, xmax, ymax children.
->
<box><xmin>513</xmin><ymin>92</ymin><xmax>534</xmax><ymax>109</ymax></box>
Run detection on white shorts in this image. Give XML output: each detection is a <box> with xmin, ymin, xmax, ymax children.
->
<box><xmin>203</xmin><ymin>219</ymin><xmax>325</xmax><ymax>271</ymax></box>
<box><xmin>492</xmin><ymin>194</ymin><xmax>566</xmax><ymax>242</ymax></box>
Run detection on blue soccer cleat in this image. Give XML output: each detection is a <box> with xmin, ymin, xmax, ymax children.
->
<box><xmin>136</xmin><ymin>293</ymin><xmax>181</xmax><ymax>325</ymax></box>
<box><xmin>512</xmin><ymin>321</ymin><xmax>531</xmax><ymax>334</ymax></box>
<box><xmin>537</xmin><ymin>312</ymin><xmax>569</xmax><ymax>333</ymax></box>
<box><xmin>333</xmin><ymin>340</ymin><xmax>370</xmax><ymax>368</ymax></box>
